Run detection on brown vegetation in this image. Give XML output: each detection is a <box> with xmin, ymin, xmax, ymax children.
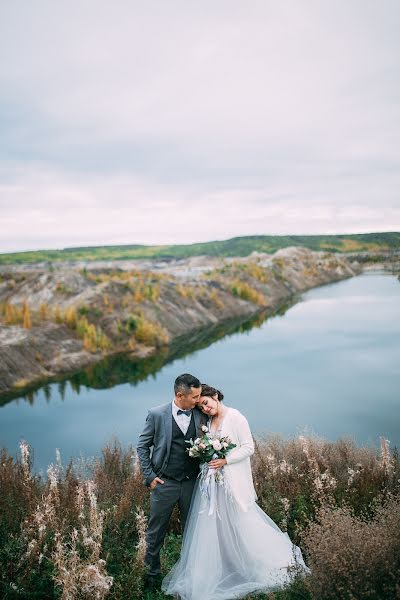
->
<box><xmin>230</xmin><ymin>278</ymin><xmax>268</xmax><ymax>306</ymax></box>
<box><xmin>134</xmin><ymin>316</ymin><xmax>169</xmax><ymax>348</ymax></box>
<box><xmin>302</xmin><ymin>497</ymin><xmax>400</xmax><ymax>599</ymax></box>
<box><xmin>0</xmin><ymin>434</ymin><xmax>399</xmax><ymax>599</ymax></box>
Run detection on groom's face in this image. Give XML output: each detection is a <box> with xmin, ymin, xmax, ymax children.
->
<box><xmin>177</xmin><ymin>386</ymin><xmax>202</xmax><ymax>409</ymax></box>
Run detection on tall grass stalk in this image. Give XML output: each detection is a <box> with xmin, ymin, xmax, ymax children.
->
<box><xmin>0</xmin><ymin>434</ymin><xmax>398</xmax><ymax>599</ymax></box>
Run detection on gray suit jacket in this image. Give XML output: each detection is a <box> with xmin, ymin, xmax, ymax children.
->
<box><xmin>136</xmin><ymin>402</ymin><xmax>207</xmax><ymax>487</ymax></box>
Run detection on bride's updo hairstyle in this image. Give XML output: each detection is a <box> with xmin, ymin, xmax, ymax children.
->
<box><xmin>201</xmin><ymin>384</ymin><xmax>224</xmax><ymax>402</ymax></box>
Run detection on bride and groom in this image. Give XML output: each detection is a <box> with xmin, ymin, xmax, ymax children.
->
<box><xmin>137</xmin><ymin>373</ymin><xmax>310</xmax><ymax>600</ymax></box>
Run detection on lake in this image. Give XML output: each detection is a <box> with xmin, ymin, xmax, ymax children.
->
<box><xmin>1</xmin><ymin>270</ymin><xmax>399</xmax><ymax>473</ymax></box>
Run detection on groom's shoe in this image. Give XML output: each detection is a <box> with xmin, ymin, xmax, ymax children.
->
<box><xmin>143</xmin><ymin>574</ymin><xmax>157</xmax><ymax>591</ymax></box>
<box><xmin>144</xmin><ymin>573</ymin><xmax>162</xmax><ymax>591</ymax></box>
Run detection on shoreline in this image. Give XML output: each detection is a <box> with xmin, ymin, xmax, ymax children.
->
<box><xmin>0</xmin><ymin>247</ymin><xmax>361</xmax><ymax>399</ymax></box>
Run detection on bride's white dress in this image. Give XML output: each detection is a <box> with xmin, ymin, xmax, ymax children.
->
<box><xmin>162</xmin><ymin>407</ymin><xmax>310</xmax><ymax>600</ymax></box>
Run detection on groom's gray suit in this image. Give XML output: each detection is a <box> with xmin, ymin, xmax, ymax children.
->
<box><xmin>137</xmin><ymin>402</ymin><xmax>207</xmax><ymax>577</ymax></box>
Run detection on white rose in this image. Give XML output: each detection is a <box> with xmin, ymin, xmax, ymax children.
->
<box><xmin>188</xmin><ymin>448</ymin><xmax>196</xmax><ymax>457</ymax></box>
<box><xmin>212</xmin><ymin>440</ymin><xmax>222</xmax><ymax>451</ymax></box>
<box><xmin>223</xmin><ymin>441</ymin><xmax>228</xmax><ymax>448</ymax></box>
<box><xmin>194</xmin><ymin>438</ymin><xmax>201</xmax><ymax>444</ymax></box>
<box><xmin>201</xmin><ymin>425</ymin><xmax>208</xmax><ymax>432</ymax></box>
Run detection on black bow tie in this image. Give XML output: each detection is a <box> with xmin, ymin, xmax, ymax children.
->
<box><xmin>177</xmin><ymin>409</ymin><xmax>192</xmax><ymax>417</ymax></box>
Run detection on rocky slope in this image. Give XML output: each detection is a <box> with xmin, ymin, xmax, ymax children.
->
<box><xmin>0</xmin><ymin>247</ymin><xmax>361</xmax><ymax>397</ymax></box>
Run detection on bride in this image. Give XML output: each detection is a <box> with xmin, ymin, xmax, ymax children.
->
<box><xmin>162</xmin><ymin>384</ymin><xmax>310</xmax><ymax>600</ymax></box>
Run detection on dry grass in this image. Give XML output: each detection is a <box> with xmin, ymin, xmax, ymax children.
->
<box><xmin>252</xmin><ymin>434</ymin><xmax>399</xmax><ymax>531</ymax></box>
<box><xmin>82</xmin><ymin>269</ymin><xmax>163</xmax><ymax>304</ymax></box>
<box><xmin>204</xmin><ymin>261</ymin><xmax>271</xmax><ymax>307</ymax></box>
<box><xmin>302</xmin><ymin>496</ymin><xmax>400</xmax><ymax>599</ymax></box>
<box><xmin>0</xmin><ymin>434</ymin><xmax>399</xmax><ymax>599</ymax></box>
<box><xmin>208</xmin><ymin>287</ymin><xmax>225</xmax><ymax>309</ymax></box>
<box><xmin>230</xmin><ymin>279</ymin><xmax>268</xmax><ymax>306</ymax></box>
<box><xmin>134</xmin><ymin>316</ymin><xmax>169</xmax><ymax>347</ymax></box>
<box><xmin>232</xmin><ymin>261</ymin><xmax>271</xmax><ymax>284</ymax></box>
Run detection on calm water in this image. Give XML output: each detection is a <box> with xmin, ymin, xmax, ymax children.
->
<box><xmin>1</xmin><ymin>271</ymin><xmax>399</xmax><ymax>472</ymax></box>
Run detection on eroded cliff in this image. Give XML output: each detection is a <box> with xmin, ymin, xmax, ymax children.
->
<box><xmin>0</xmin><ymin>247</ymin><xmax>361</xmax><ymax>396</ymax></box>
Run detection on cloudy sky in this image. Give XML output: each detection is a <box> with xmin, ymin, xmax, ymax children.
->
<box><xmin>0</xmin><ymin>1</ymin><xmax>399</xmax><ymax>252</ymax></box>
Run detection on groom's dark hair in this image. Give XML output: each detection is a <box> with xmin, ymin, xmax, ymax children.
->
<box><xmin>174</xmin><ymin>373</ymin><xmax>201</xmax><ymax>395</ymax></box>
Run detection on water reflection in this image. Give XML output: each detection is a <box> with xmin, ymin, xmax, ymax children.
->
<box><xmin>0</xmin><ymin>298</ymin><xmax>295</xmax><ymax>407</ymax></box>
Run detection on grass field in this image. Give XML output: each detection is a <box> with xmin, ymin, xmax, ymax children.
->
<box><xmin>1</xmin><ymin>232</ymin><xmax>399</xmax><ymax>265</ymax></box>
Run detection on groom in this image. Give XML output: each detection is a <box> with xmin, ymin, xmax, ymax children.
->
<box><xmin>136</xmin><ymin>373</ymin><xmax>207</xmax><ymax>589</ymax></box>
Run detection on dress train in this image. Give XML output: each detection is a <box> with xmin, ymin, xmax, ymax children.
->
<box><xmin>162</xmin><ymin>479</ymin><xmax>310</xmax><ymax>600</ymax></box>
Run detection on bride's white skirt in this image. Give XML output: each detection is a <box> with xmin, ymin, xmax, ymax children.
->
<box><xmin>162</xmin><ymin>480</ymin><xmax>311</xmax><ymax>600</ymax></box>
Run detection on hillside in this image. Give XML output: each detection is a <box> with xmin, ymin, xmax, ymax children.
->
<box><xmin>0</xmin><ymin>232</ymin><xmax>399</xmax><ymax>265</ymax></box>
<box><xmin>0</xmin><ymin>247</ymin><xmax>361</xmax><ymax>397</ymax></box>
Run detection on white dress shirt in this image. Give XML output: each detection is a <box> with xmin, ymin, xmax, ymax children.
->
<box><xmin>172</xmin><ymin>399</ymin><xmax>193</xmax><ymax>435</ymax></box>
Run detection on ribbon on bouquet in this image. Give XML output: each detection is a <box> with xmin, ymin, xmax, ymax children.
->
<box><xmin>199</xmin><ymin>461</ymin><xmax>225</xmax><ymax>517</ymax></box>
<box><xmin>202</xmin><ymin>466</ymin><xmax>217</xmax><ymax>516</ymax></box>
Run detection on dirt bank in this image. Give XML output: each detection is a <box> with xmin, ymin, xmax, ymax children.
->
<box><xmin>0</xmin><ymin>247</ymin><xmax>361</xmax><ymax>396</ymax></box>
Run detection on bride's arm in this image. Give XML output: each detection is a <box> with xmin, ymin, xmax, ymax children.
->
<box><xmin>225</xmin><ymin>412</ymin><xmax>255</xmax><ymax>465</ymax></box>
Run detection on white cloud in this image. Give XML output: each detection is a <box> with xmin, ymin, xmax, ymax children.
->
<box><xmin>0</xmin><ymin>162</ymin><xmax>398</xmax><ymax>252</ymax></box>
<box><xmin>0</xmin><ymin>1</ymin><xmax>399</xmax><ymax>251</ymax></box>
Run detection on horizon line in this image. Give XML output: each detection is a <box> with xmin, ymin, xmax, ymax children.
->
<box><xmin>0</xmin><ymin>230</ymin><xmax>399</xmax><ymax>256</ymax></box>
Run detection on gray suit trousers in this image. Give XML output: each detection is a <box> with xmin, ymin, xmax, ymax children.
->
<box><xmin>145</xmin><ymin>476</ymin><xmax>197</xmax><ymax>577</ymax></box>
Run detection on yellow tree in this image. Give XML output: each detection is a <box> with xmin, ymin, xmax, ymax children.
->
<box><xmin>4</xmin><ymin>303</ymin><xmax>17</xmax><ymax>325</ymax></box>
<box><xmin>22</xmin><ymin>301</ymin><xmax>32</xmax><ymax>329</ymax></box>
<box><xmin>64</xmin><ymin>306</ymin><xmax>77</xmax><ymax>329</ymax></box>
<box><xmin>54</xmin><ymin>305</ymin><xmax>63</xmax><ymax>324</ymax></box>
<box><xmin>39</xmin><ymin>303</ymin><xmax>49</xmax><ymax>320</ymax></box>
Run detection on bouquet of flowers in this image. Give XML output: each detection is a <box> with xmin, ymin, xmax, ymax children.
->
<box><xmin>186</xmin><ymin>424</ymin><xmax>236</xmax><ymax>462</ymax></box>
<box><xmin>186</xmin><ymin>424</ymin><xmax>236</xmax><ymax>516</ymax></box>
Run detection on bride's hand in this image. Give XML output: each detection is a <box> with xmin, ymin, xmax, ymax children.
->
<box><xmin>208</xmin><ymin>458</ymin><xmax>227</xmax><ymax>470</ymax></box>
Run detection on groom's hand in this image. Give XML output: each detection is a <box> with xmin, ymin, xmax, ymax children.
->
<box><xmin>150</xmin><ymin>477</ymin><xmax>165</xmax><ymax>490</ymax></box>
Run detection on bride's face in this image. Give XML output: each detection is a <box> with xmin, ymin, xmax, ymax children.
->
<box><xmin>199</xmin><ymin>394</ymin><xmax>219</xmax><ymax>416</ymax></box>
